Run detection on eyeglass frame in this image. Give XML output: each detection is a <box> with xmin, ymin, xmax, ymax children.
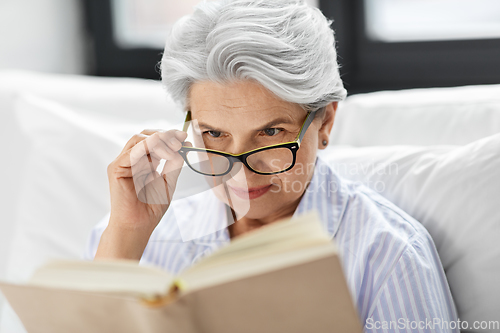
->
<box><xmin>178</xmin><ymin>109</ymin><xmax>318</xmax><ymax>176</ymax></box>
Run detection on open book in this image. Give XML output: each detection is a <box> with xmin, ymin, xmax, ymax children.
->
<box><xmin>0</xmin><ymin>212</ymin><xmax>362</xmax><ymax>333</ymax></box>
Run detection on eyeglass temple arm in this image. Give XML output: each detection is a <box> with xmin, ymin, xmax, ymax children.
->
<box><xmin>182</xmin><ymin>111</ymin><xmax>192</xmax><ymax>132</ymax></box>
<box><xmin>296</xmin><ymin>110</ymin><xmax>317</xmax><ymax>144</ymax></box>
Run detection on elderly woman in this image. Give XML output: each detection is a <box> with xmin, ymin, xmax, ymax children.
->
<box><xmin>86</xmin><ymin>0</ymin><xmax>458</xmax><ymax>331</ymax></box>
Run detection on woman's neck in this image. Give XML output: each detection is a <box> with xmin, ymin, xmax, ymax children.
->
<box><xmin>227</xmin><ymin>196</ymin><xmax>301</xmax><ymax>239</ymax></box>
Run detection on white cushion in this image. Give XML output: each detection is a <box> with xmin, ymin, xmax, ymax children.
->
<box><xmin>1</xmin><ymin>71</ymin><xmax>499</xmax><ymax>332</ymax></box>
<box><xmin>0</xmin><ymin>69</ymin><xmax>181</xmax><ymax>266</ymax></box>
<box><xmin>0</xmin><ymin>70</ymin><xmax>181</xmax><ymax>324</ymax></box>
<box><xmin>0</xmin><ymin>69</ymin><xmax>179</xmax><ymax>119</ymax></box>
<box><xmin>0</xmin><ymin>94</ymin><xmax>178</xmax><ymax>332</ymax></box>
<box><xmin>319</xmin><ymin>133</ymin><xmax>500</xmax><ymax>329</ymax></box>
<box><xmin>331</xmin><ymin>84</ymin><xmax>500</xmax><ymax>146</ymax></box>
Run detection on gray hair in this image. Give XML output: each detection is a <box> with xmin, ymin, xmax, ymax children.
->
<box><xmin>160</xmin><ymin>0</ymin><xmax>347</xmax><ymax>112</ymax></box>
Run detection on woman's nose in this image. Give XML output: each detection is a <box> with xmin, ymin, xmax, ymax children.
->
<box><xmin>228</xmin><ymin>161</ymin><xmax>254</xmax><ymax>183</ymax></box>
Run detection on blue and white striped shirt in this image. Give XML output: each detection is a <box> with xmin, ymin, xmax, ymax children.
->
<box><xmin>84</xmin><ymin>157</ymin><xmax>458</xmax><ymax>332</ymax></box>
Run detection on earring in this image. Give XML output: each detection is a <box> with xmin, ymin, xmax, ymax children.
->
<box><xmin>322</xmin><ymin>140</ymin><xmax>328</xmax><ymax>146</ymax></box>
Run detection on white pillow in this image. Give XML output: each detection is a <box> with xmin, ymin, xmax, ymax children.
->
<box><xmin>0</xmin><ymin>70</ymin><xmax>182</xmax><ymax>292</ymax></box>
<box><xmin>0</xmin><ymin>69</ymin><xmax>180</xmax><ymax>119</ymax></box>
<box><xmin>0</xmin><ymin>94</ymin><xmax>176</xmax><ymax>332</ymax></box>
<box><xmin>319</xmin><ymin>133</ymin><xmax>500</xmax><ymax>330</ymax></box>
<box><xmin>0</xmin><ymin>70</ymin><xmax>183</xmax><ymax>321</ymax></box>
<box><xmin>331</xmin><ymin>84</ymin><xmax>500</xmax><ymax>146</ymax></box>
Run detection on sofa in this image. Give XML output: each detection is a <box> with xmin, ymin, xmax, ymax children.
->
<box><xmin>0</xmin><ymin>70</ymin><xmax>499</xmax><ymax>332</ymax></box>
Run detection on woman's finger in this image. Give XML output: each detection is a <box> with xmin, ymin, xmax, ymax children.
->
<box><xmin>158</xmin><ymin>131</ymin><xmax>188</xmax><ymax>152</ymax></box>
<box><xmin>130</xmin><ymin>130</ymin><xmax>186</xmax><ymax>166</ymax></box>
<box><xmin>140</xmin><ymin>129</ymin><xmax>164</xmax><ymax>135</ymax></box>
<box><xmin>161</xmin><ymin>150</ymin><xmax>185</xmax><ymax>193</ymax></box>
<box><xmin>111</xmin><ymin>130</ymin><xmax>188</xmax><ymax>182</ymax></box>
<box><xmin>120</xmin><ymin>128</ymin><xmax>172</xmax><ymax>155</ymax></box>
<box><xmin>121</xmin><ymin>133</ymin><xmax>149</xmax><ymax>154</ymax></box>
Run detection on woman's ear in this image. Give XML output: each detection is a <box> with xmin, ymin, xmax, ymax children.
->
<box><xmin>317</xmin><ymin>102</ymin><xmax>338</xmax><ymax>149</ymax></box>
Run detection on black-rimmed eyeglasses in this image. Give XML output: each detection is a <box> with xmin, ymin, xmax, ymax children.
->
<box><xmin>178</xmin><ymin>110</ymin><xmax>317</xmax><ymax>176</ymax></box>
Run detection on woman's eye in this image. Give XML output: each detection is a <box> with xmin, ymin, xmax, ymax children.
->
<box><xmin>263</xmin><ymin>128</ymin><xmax>281</xmax><ymax>136</ymax></box>
<box><xmin>206</xmin><ymin>130</ymin><xmax>222</xmax><ymax>138</ymax></box>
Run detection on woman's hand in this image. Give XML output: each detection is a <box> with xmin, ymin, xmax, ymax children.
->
<box><xmin>95</xmin><ymin>129</ymin><xmax>187</xmax><ymax>260</ymax></box>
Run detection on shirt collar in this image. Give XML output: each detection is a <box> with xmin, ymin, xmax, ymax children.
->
<box><xmin>292</xmin><ymin>156</ymin><xmax>348</xmax><ymax>239</ymax></box>
<box><xmin>190</xmin><ymin>156</ymin><xmax>348</xmax><ymax>247</ymax></box>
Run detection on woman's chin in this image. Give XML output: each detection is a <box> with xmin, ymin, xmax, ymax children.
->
<box><xmin>234</xmin><ymin>197</ymin><xmax>284</xmax><ymax>221</ymax></box>
<box><xmin>211</xmin><ymin>183</ymin><xmax>285</xmax><ymax>221</ymax></box>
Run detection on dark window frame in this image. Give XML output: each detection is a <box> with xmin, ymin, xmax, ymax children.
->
<box><xmin>322</xmin><ymin>0</ymin><xmax>500</xmax><ymax>94</ymax></box>
<box><xmin>82</xmin><ymin>0</ymin><xmax>163</xmax><ymax>79</ymax></box>
<box><xmin>83</xmin><ymin>0</ymin><xmax>500</xmax><ymax>93</ymax></box>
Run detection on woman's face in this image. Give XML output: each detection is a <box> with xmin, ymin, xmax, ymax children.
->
<box><xmin>188</xmin><ymin>80</ymin><xmax>336</xmax><ymax>221</ymax></box>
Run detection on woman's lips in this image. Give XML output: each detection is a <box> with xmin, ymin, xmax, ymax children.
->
<box><xmin>228</xmin><ymin>184</ymin><xmax>273</xmax><ymax>200</ymax></box>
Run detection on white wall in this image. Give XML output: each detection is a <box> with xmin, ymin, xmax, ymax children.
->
<box><xmin>0</xmin><ymin>0</ymin><xmax>85</xmax><ymax>74</ymax></box>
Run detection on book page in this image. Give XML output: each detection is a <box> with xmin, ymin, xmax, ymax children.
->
<box><xmin>24</xmin><ymin>212</ymin><xmax>334</xmax><ymax>299</ymax></box>
<box><xmin>180</xmin><ymin>212</ymin><xmax>337</xmax><ymax>291</ymax></box>
<box><xmin>28</xmin><ymin>259</ymin><xmax>174</xmax><ymax>298</ymax></box>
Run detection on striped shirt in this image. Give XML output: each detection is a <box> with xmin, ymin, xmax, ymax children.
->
<box><xmin>84</xmin><ymin>156</ymin><xmax>458</xmax><ymax>332</ymax></box>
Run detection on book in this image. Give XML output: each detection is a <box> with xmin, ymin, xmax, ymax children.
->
<box><xmin>0</xmin><ymin>212</ymin><xmax>362</xmax><ymax>333</ymax></box>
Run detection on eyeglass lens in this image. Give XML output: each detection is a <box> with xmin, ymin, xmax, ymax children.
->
<box><xmin>184</xmin><ymin>147</ymin><xmax>294</xmax><ymax>175</ymax></box>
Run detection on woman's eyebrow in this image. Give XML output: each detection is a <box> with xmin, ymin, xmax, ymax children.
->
<box><xmin>197</xmin><ymin>122</ymin><xmax>224</xmax><ymax>131</ymax></box>
<box><xmin>197</xmin><ymin>117</ymin><xmax>296</xmax><ymax>132</ymax></box>
<box><xmin>257</xmin><ymin>117</ymin><xmax>295</xmax><ymax>130</ymax></box>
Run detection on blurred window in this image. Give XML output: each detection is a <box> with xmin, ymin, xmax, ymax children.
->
<box><xmin>111</xmin><ymin>0</ymin><xmax>319</xmax><ymax>49</ymax></box>
<box><xmin>364</xmin><ymin>0</ymin><xmax>500</xmax><ymax>42</ymax></box>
